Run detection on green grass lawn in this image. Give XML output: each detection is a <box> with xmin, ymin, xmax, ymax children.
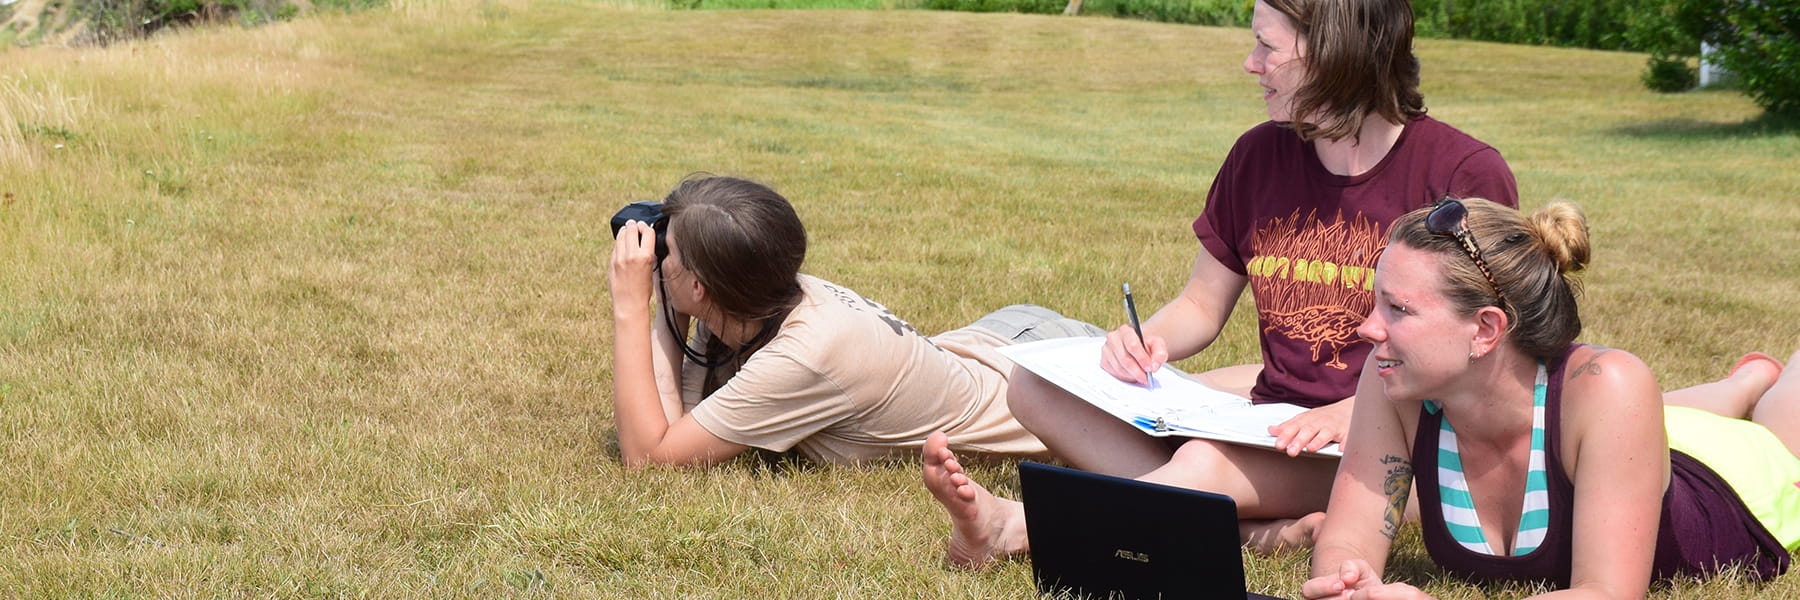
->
<box><xmin>3</xmin><ymin>1</ymin><xmax>1798</xmax><ymax>597</ymax></box>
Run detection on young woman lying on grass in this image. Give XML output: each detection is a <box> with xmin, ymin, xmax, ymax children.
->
<box><xmin>925</xmin><ymin>0</ymin><xmax>1518</xmax><ymax>568</ymax></box>
<box><xmin>608</xmin><ymin>175</ymin><xmax>1102</xmax><ymax>467</ymax></box>
<box><xmin>1304</xmin><ymin>198</ymin><xmax>1799</xmax><ymax>599</ymax></box>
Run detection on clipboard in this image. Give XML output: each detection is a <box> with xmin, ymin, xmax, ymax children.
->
<box><xmin>997</xmin><ymin>336</ymin><xmax>1342</xmax><ymax>457</ymax></box>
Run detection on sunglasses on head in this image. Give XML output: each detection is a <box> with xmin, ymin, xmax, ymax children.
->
<box><xmin>1426</xmin><ymin>197</ymin><xmax>1506</xmax><ymax>306</ymax></box>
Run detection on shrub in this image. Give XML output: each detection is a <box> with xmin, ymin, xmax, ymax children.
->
<box><xmin>1415</xmin><ymin>0</ymin><xmax>1646</xmax><ymax>50</ymax></box>
<box><xmin>1080</xmin><ymin>0</ymin><xmax>1248</xmax><ymax>26</ymax></box>
<box><xmin>1643</xmin><ymin>55</ymin><xmax>1698</xmax><ymax>92</ymax></box>
<box><xmin>920</xmin><ymin>0</ymin><xmax>1247</xmax><ymax>25</ymax></box>
<box><xmin>921</xmin><ymin>0</ymin><xmax>1061</xmax><ymax>14</ymax></box>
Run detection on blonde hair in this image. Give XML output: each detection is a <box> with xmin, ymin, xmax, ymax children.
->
<box><xmin>1390</xmin><ymin>198</ymin><xmax>1590</xmax><ymax>359</ymax></box>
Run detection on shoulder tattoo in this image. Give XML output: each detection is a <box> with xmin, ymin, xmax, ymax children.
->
<box><xmin>1568</xmin><ymin>346</ymin><xmax>1614</xmax><ymax>380</ymax></box>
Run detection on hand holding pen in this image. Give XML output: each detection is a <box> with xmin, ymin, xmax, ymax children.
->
<box><xmin>1098</xmin><ymin>283</ymin><xmax>1168</xmax><ymax>386</ymax></box>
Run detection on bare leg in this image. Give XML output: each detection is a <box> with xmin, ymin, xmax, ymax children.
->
<box><xmin>1664</xmin><ymin>352</ymin><xmax>1782</xmax><ymax>418</ymax></box>
<box><xmin>1752</xmin><ymin>350</ymin><xmax>1800</xmax><ymax>457</ymax></box>
<box><xmin>1139</xmin><ymin>438</ymin><xmax>1339</xmax><ymax>553</ymax></box>
<box><xmin>1193</xmin><ymin>363</ymin><xmax>1262</xmax><ymax>398</ymax></box>
<box><xmin>922</xmin><ymin>432</ymin><xmax>1029</xmax><ymax>570</ymax></box>
<box><xmin>1240</xmin><ymin>512</ymin><xmax>1326</xmax><ymax>554</ymax></box>
<box><xmin>1008</xmin><ymin>367</ymin><xmax>1174</xmax><ymax>478</ymax></box>
<box><xmin>1241</xmin><ymin>482</ymin><xmax>1417</xmax><ymax>553</ymax></box>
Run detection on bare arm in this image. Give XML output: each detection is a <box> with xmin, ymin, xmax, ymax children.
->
<box><xmin>1100</xmin><ymin>248</ymin><xmax>1248</xmax><ymax>383</ymax></box>
<box><xmin>1304</xmin><ymin>358</ymin><xmax>1414</xmax><ymax>598</ymax></box>
<box><xmin>647</xmin><ymin>303</ymin><xmax>688</xmax><ymax>424</ymax></box>
<box><xmin>1528</xmin><ymin>348</ymin><xmax>1667</xmax><ymax>600</ymax></box>
<box><xmin>1153</xmin><ymin>247</ymin><xmax>1249</xmax><ymax>360</ymax></box>
<box><xmin>1137</xmin><ymin>247</ymin><xmax>1353</xmax><ymax>456</ymax></box>
<box><xmin>609</xmin><ymin>221</ymin><xmax>749</xmax><ymax>468</ymax></box>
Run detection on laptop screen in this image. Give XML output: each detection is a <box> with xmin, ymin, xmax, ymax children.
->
<box><xmin>1018</xmin><ymin>461</ymin><xmax>1289</xmax><ymax>600</ymax></box>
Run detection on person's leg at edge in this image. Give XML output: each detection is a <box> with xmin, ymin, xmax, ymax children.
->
<box><xmin>923</xmin><ymin>432</ymin><xmax>1029</xmax><ymax>570</ymax></box>
<box><xmin>1171</xmin><ymin>363</ymin><xmax>1341</xmax><ymax>551</ymax></box>
<box><xmin>1751</xmin><ymin>350</ymin><xmax>1800</xmax><ymax>457</ymax></box>
<box><xmin>1193</xmin><ymin>363</ymin><xmax>1262</xmax><ymax>398</ymax></box>
<box><xmin>1138</xmin><ymin>437</ymin><xmax>1340</xmax><ymax>554</ymax></box>
<box><xmin>1664</xmin><ymin>352</ymin><xmax>1784</xmax><ymax>419</ymax></box>
<box><xmin>1008</xmin><ymin>368</ymin><xmax>1175</xmax><ymax>478</ymax></box>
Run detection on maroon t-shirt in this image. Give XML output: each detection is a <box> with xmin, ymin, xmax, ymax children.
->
<box><xmin>1193</xmin><ymin>116</ymin><xmax>1518</xmax><ymax>407</ymax></box>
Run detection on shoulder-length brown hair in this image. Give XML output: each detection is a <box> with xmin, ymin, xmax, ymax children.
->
<box><xmin>1266</xmin><ymin>0</ymin><xmax>1426</xmax><ymax>142</ymax></box>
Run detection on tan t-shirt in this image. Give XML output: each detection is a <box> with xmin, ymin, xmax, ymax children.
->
<box><xmin>682</xmin><ymin>275</ymin><xmax>1047</xmax><ymax>464</ymax></box>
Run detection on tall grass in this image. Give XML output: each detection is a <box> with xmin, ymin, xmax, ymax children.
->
<box><xmin>0</xmin><ymin>76</ymin><xmax>86</xmax><ymax>169</ymax></box>
<box><xmin>1</xmin><ymin>1</ymin><xmax>1797</xmax><ymax>597</ymax></box>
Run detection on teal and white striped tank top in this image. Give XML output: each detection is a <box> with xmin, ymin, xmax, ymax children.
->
<box><xmin>1423</xmin><ymin>362</ymin><xmax>1550</xmax><ymax>556</ymax></box>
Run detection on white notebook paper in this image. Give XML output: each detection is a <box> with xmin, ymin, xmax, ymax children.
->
<box><xmin>997</xmin><ymin>336</ymin><xmax>1342</xmax><ymax>457</ymax></box>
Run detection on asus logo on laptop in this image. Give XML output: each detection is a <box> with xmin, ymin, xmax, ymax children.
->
<box><xmin>1114</xmin><ymin>549</ymin><xmax>1150</xmax><ymax>563</ymax></box>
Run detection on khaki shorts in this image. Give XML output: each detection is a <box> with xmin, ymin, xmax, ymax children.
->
<box><xmin>969</xmin><ymin>304</ymin><xmax>1105</xmax><ymax>343</ymax></box>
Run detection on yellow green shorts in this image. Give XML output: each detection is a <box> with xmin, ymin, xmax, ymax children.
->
<box><xmin>1665</xmin><ymin>406</ymin><xmax>1800</xmax><ymax>550</ymax></box>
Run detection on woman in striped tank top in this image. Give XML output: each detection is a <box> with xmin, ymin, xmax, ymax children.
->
<box><xmin>1303</xmin><ymin>198</ymin><xmax>1800</xmax><ymax>599</ymax></box>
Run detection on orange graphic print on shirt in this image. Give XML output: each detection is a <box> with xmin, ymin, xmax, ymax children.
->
<box><xmin>1245</xmin><ymin>209</ymin><xmax>1386</xmax><ymax>370</ymax></box>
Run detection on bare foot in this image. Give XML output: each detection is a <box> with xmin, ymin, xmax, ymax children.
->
<box><xmin>1240</xmin><ymin>512</ymin><xmax>1325</xmax><ymax>555</ymax></box>
<box><xmin>1731</xmin><ymin>352</ymin><xmax>1784</xmax><ymax>387</ymax></box>
<box><xmin>921</xmin><ymin>432</ymin><xmax>1028</xmax><ymax>570</ymax></box>
<box><xmin>1728</xmin><ymin>353</ymin><xmax>1786</xmax><ymax>415</ymax></box>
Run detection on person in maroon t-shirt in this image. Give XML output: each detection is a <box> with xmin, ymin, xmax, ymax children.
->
<box><xmin>924</xmin><ymin>0</ymin><xmax>1519</xmax><ymax>569</ymax></box>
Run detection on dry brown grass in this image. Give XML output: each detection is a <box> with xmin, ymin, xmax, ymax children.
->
<box><xmin>2</xmin><ymin>1</ymin><xmax>1797</xmax><ymax>597</ymax></box>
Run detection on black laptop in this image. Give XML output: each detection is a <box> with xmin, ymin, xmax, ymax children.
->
<box><xmin>1019</xmin><ymin>461</ymin><xmax>1291</xmax><ymax>600</ymax></box>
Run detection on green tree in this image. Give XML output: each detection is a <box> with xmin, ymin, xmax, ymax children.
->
<box><xmin>1631</xmin><ymin>0</ymin><xmax>1800</xmax><ymax>116</ymax></box>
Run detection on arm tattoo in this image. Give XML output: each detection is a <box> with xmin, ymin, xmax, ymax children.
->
<box><xmin>1380</xmin><ymin>455</ymin><xmax>1413</xmax><ymax>541</ymax></box>
<box><xmin>1568</xmin><ymin>347</ymin><xmax>1613</xmax><ymax>380</ymax></box>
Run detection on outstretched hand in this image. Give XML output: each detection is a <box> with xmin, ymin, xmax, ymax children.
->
<box><xmin>1302</xmin><ymin>559</ymin><xmax>1437</xmax><ymax>600</ymax></box>
<box><xmin>1269</xmin><ymin>396</ymin><xmax>1353</xmax><ymax>456</ymax></box>
<box><xmin>1099</xmin><ymin>324</ymin><xmax>1168</xmax><ymax>386</ymax></box>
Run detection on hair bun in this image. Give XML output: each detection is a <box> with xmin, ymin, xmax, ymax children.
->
<box><xmin>1528</xmin><ymin>201</ymin><xmax>1590</xmax><ymax>274</ymax></box>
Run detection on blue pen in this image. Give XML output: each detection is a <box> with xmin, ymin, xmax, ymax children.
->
<box><xmin>1123</xmin><ymin>283</ymin><xmax>1154</xmax><ymax>385</ymax></box>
